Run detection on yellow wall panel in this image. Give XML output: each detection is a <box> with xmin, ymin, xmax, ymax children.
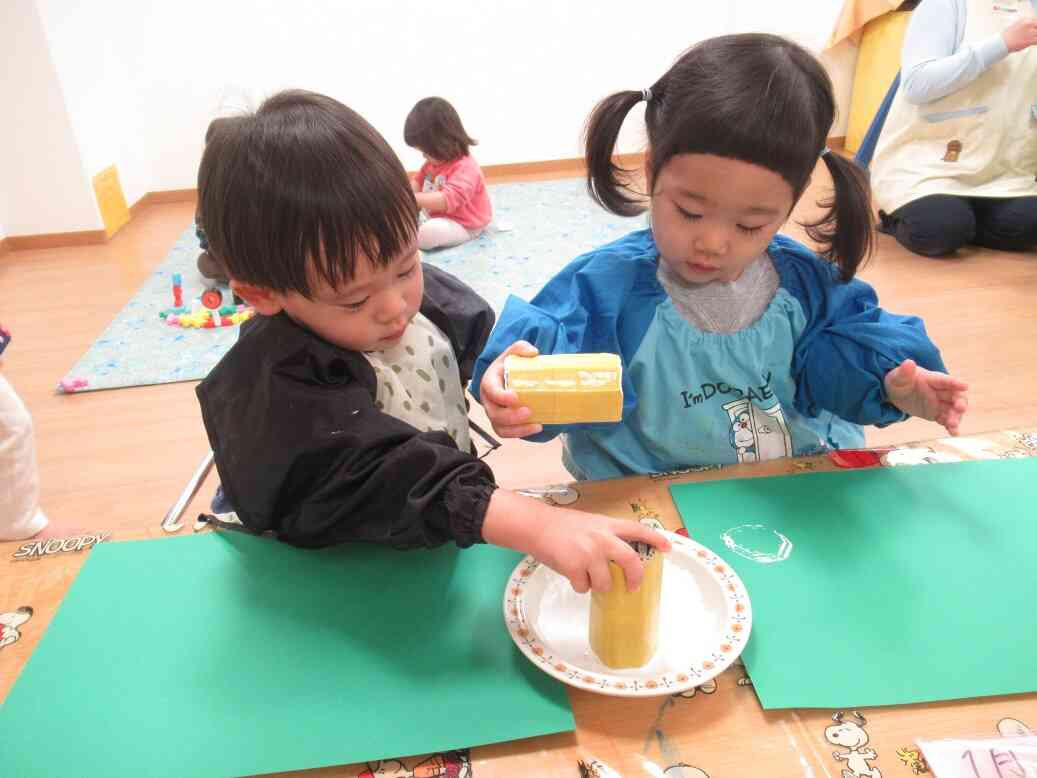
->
<box><xmin>92</xmin><ymin>165</ymin><xmax>130</xmax><ymax>238</ymax></box>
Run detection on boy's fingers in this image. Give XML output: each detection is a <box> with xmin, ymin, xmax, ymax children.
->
<box><xmin>615</xmin><ymin>521</ymin><xmax>672</xmax><ymax>554</ymax></box>
<box><xmin>611</xmin><ymin>543</ymin><xmax>645</xmax><ymax>592</ymax></box>
<box><xmin>569</xmin><ymin>571</ymin><xmax>591</xmax><ymax>594</ymax></box>
<box><xmin>588</xmin><ymin>559</ymin><xmax>613</xmax><ymax>593</ymax></box>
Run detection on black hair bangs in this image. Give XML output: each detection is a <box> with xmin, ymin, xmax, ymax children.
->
<box><xmin>199</xmin><ymin>90</ymin><xmax>418</xmax><ymax>298</ymax></box>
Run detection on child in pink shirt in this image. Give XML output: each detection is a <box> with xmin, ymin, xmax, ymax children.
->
<box><xmin>405</xmin><ymin>97</ymin><xmax>492</xmax><ymax>250</ymax></box>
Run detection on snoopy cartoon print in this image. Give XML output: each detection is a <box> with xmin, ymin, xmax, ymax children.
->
<box><xmin>826</xmin><ymin>711</ymin><xmax>882</xmax><ymax>778</ymax></box>
<box><xmin>664</xmin><ymin>765</ymin><xmax>710</xmax><ymax>778</ymax></box>
<box><xmin>0</xmin><ymin>606</ymin><xmax>33</xmax><ymax>649</ymax></box>
<box><xmin>358</xmin><ymin>750</ymin><xmax>470</xmax><ymax>778</ymax></box>
<box><xmin>997</xmin><ymin>717</ymin><xmax>1033</xmax><ymax>737</ymax></box>
<box><xmin>723</xmin><ymin>398</ymin><xmax>792</xmax><ymax>464</ymax></box>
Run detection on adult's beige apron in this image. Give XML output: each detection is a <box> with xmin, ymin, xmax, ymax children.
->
<box><xmin>871</xmin><ymin>0</ymin><xmax>1037</xmax><ymax>214</ymax></box>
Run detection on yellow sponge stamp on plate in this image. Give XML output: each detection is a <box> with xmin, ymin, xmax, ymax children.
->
<box><xmin>503</xmin><ymin>353</ymin><xmax>623</xmax><ymax>425</ymax></box>
<box><xmin>589</xmin><ymin>519</ymin><xmax>665</xmax><ymax>669</ymax></box>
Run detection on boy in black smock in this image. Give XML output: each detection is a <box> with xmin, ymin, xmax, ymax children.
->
<box><xmin>195</xmin><ymin>90</ymin><xmax>669</xmax><ymax>594</ymax></box>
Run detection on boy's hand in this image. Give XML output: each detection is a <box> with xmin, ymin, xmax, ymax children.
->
<box><xmin>530</xmin><ymin>510</ymin><xmax>671</xmax><ymax>594</ymax></box>
<box><xmin>479</xmin><ymin>340</ymin><xmax>542</xmax><ymax>438</ymax></box>
<box><xmin>884</xmin><ymin>359</ymin><xmax>969</xmax><ymax>436</ymax></box>
<box><xmin>481</xmin><ymin>490</ymin><xmax>672</xmax><ymax>594</ymax></box>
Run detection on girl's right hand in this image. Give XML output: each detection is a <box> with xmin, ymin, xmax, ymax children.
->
<box><xmin>479</xmin><ymin>340</ymin><xmax>543</xmax><ymax>438</ymax></box>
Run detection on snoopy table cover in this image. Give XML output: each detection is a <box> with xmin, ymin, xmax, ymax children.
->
<box><xmin>1</xmin><ymin>428</ymin><xmax>1036</xmax><ymax>778</ymax></box>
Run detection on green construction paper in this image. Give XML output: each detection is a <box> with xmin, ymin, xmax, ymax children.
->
<box><xmin>670</xmin><ymin>457</ymin><xmax>1037</xmax><ymax>710</ymax></box>
<box><xmin>0</xmin><ymin>532</ymin><xmax>573</xmax><ymax>777</ymax></box>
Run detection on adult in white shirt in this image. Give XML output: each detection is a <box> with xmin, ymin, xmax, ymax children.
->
<box><xmin>871</xmin><ymin>0</ymin><xmax>1037</xmax><ymax>256</ymax></box>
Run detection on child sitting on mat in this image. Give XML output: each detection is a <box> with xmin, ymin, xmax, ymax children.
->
<box><xmin>0</xmin><ymin>323</ymin><xmax>49</xmax><ymax>540</ymax></box>
<box><xmin>404</xmin><ymin>97</ymin><xmax>492</xmax><ymax>251</ymax></box>
<box><xmin>472</xmin><ymin>34</ymin><xmax>969</xmax><ymax>481</ymax></box>
<box><xmin>194</xmin><ymin>90</ymin><xmax>668</xmax><ymax>594</ymax></box>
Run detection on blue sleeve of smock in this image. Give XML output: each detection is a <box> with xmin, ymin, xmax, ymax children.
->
<box><xmin>901</xmin><ymin>0</ymin><xmax>1010</xmax><ymax>104</ymax></box>
<box><xmin>774</xmin><ymin>237</ymin><xmax>948</xmax><ymax>427</ymax></box>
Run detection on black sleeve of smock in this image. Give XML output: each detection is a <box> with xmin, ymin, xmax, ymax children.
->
<box><xmin>195</xmin><ymin>315</ymin><xmax>497</xmax><ymax>550</ymax></box>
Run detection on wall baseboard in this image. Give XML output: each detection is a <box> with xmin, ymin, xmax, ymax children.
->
<box><xmin>2</xmin><ymin>190</ymin><xmax>197</xmax><ymax>256</ymax></box>
<box><xmin>0</xmin><ymin>145</ymin><xmax>847</xmax><ymax>255</ymax></box>
<box><xmin>481</xmin><ymin>152</ymin><xmax>644</xmax><ymax>182</ymax></box>
<box><xmin>3</xmin><ymin>229</ymin><xmax>108</xmax><ymax>252</ymax></box>
<box><xmin>128</xmin><ymin>188</ymin><xmax>196</xmax><ymax>218</ymax></box>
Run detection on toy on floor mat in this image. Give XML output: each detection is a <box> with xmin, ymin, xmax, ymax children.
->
<box><xmin>58</xmin><ymin>376</ymin><xmax>89</xmax><ymax>393</ymax></box>
<box><xmin>159</xmin><ymin>272</ymin><xmax>254</xmax><ymax>329</ymax></box>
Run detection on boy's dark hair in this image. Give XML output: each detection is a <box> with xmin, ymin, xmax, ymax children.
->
<box><xmin>584</xmin><ymin>33</ymin><xmax>873</xmax><ymax>281</ymax></box>
<box><xmin>404</xmin><ymin>97</ymin><xmax>477</xmax><ymax>162</ymax></box>
<box><xmin>204</xmin><ymin>116</ymin><xmax>240</xmax><ymax>145</ymax></box>
<box><xmin>196</xmin><ymin>117</ymin><xmax>243</xmax><ymax>225</ymax></box>
<box><xmin>198</xmin><ymin>90</ymin><xmax>418</xmax><ymax>297</ymax></box>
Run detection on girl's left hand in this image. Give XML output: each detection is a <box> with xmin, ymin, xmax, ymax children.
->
<box><xmin>884</xmin><ymin>359</ymin><xmax>969</xmax><ymax>436</ymax></box>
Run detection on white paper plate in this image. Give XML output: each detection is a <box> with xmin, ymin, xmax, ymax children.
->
<box><xmin>503</xmin><ymin>530</ymin><xmax>752</xmax><ymax>697</ymax></box>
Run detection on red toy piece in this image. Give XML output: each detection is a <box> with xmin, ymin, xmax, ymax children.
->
<box><xmin>171</xmin><ymin>272</ymin><xmax>184</xmax><ymax>308</ymax></box>
<box><xmin>828</xmin><ymin>448</ymin><xmax>893</xmax><ymax>469</ymax></box>
<box><xmin>201</xmin><ymin>289</ymin><xmax>223</xmax><ymax>310</ymax></box>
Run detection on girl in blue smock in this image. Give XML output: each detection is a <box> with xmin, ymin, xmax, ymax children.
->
<box><xmin>472</xmin><ymin>33</ymin><xmax>969</xmax><ymax>482</ymax></box>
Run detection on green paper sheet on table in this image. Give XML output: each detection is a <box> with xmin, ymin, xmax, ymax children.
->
<box><xmin>0</xmin><ymin>532</ymin><xmax>574</xmax><ymax>777</ymax></box>
<box><xmin>670</xmin><ymin>457</ymin><xmax>1037</xmax><ymax>710</ymax></box>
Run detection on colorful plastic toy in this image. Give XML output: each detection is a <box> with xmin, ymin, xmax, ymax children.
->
<box><xmin>160</xmin><ymin>275</ymin><xmax>253</xmax><ymax>330</ymax></box>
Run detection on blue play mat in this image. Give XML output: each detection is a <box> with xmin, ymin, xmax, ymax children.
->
<box><xmin>60</xmin><ymin>177</ymin><xmax>644</xmax><ymax>393</ymax></box>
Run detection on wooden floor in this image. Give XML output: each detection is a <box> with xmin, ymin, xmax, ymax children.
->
<box><xmin>1</xmin><ymin>167</ymin><xmax>1035</xmax><ymax>541</ymax></box>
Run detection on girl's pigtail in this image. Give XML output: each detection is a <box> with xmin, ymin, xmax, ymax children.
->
<box><xmin>584</xmin><ymin>90</ymin><xmax>648</xmax><ymax>217</ymax></box>
<box><xmin>804</xmin><ymin>151</ymin><xmax>875</xmax><ymax>281</ymax></box>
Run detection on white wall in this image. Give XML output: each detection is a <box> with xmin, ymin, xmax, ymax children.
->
<box><xmin>731</xmin><ymin>1</ymin><xmax>857</xmax><ymax>136</ymax></box>
<box><xmin>0</xmin><ymin>0</ymin><xmax>100</xmax><ymax>235</ymax></box>
<box><xmin>0</xmin><ymin>155</ymin><xmax>8</xmax><ymax>241</ymax></box>
<box><xmin>0</xmin><ymin>179</ymin><xmax>9</xmax><ymax>241</ymax></box>
<box><xmin>19</xmin><ymin>0</ymin><xmax>855</xmax><ymax>236</ymax></box>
